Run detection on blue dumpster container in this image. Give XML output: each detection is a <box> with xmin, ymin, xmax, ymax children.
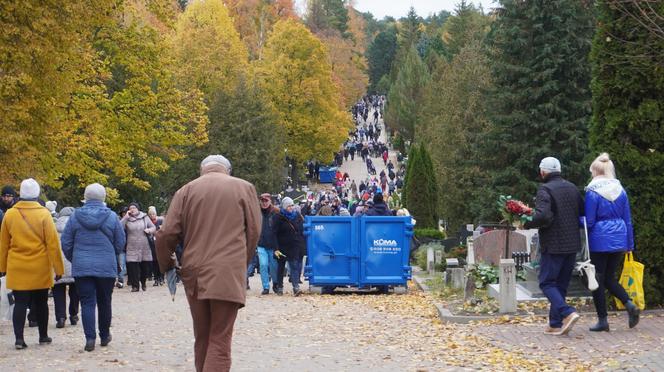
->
<box><xmin>304</xmin><ymin>216</ymin><xmax>413</xmax><ymax>291</ymax></box>
<box><xmin>318</xmin><ymin>166</ymin><xmax>337</xmax><ymax>183</ymax></box>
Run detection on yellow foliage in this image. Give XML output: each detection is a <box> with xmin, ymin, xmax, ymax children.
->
<box><xmin>171</xmin><ymin>0</ymin><xmax>249</xmax><ymax>101</ymax></box>
<box><xmin>255</xmin><ymin>20</ymin><xmax>351</xmax><ymax>164</ymax></box>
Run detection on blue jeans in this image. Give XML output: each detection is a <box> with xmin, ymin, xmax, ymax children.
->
<box><xmin>257</xmin><ymin>247</ymin><xmax>278</xmax><ymax>290</ymax></box>
<box><xmin>246</xmin><ymin>250</ymin><xmax>259</xmax><ymax>277</ymax></box>
<box><xmin>539</xmin><ymin>252</ymin><xmax>577</xmax><ymax>328</ymax></box>
<box><xmin>117</xmin><ymin>253</ymin><xmax>127</xmax><ymax>283</ymax></box>
<box><xmin>75</xmin><ymin>277</ymin><xmax>115</xmax><ymax>341</ymax></box>
<box><xmin>276</xmin><ymin>256</ymin><xmax>302</xmax><ymax>291</ymax></box>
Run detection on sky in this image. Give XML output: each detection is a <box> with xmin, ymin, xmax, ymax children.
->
<box><xmin>352</xmin><ymin>0</ymin><xmax>497</xmax><ymax>19</ymax></box>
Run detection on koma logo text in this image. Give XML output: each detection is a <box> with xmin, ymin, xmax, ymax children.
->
<box><xmin>373</xmin><ymin>239</ymin><xmax>398</xmax><ymax>246</ymax></box>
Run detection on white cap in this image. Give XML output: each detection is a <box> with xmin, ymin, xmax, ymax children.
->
<box><xmin>201</xmin><ymin>155</ymin><xmax>232</xmax><ymax>173</ymax></box>
<box><xmin>84</xmin><ymin>183</ymin><xmax>106</xmax><ymax>202</ymax></box>
<box><xmin>539</xmin><ymin>157</ymin><xmax>561</xmax><ymax>173</ymax></box>
<box><xmin>281</xmin><ymin>197</ymin><xmax>294</xmax><ymax>209</ymax></box>
<box><xmin>20</xmin><ymin>178</ymin><xmax>40</xmax><ymax>199</ymax></box>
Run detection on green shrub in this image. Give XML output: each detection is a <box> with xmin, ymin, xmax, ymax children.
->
<box><xmin>414</xmin><ymin>228</ymin><xmax>445</xmax><ymax>240</ymax></box>
<box><xmin>467</xmin><ymin>264</ymin><xmax>498</xmax><ymax>289</ymax></box>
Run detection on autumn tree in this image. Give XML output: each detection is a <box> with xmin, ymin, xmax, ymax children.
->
<box><xmin>255</xmin><ymin>20</ymin><xmax>351</xmax><ymax>166</ymax></box>
<box><xmin>224</xmin><ymin>0</ymin><xmax>297</xmax><ymax>60</ymax></box>
<box><xmin>171</xmin><ymin>0</ymin><xmax>249</xmax><ymax>102</ymax></box>
<box><xmin>1</xmin><ymin>0</ymin><xmax>208</xmax><ymax>204</ymax></box>
<box><xmin>305</xmin><ymin>0</ymin><xmax>350</xmax><ymax>37</ymax></box>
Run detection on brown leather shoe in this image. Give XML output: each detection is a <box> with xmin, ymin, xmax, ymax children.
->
<box><xmin>560</xmin><ymin>312</ymin><xmax>580</xmax><ymax>335</ymax></box>
<box><xmin>543</xmin><ymin>326</ymin><xmax>562</xmax><ymax>335</ymax></box>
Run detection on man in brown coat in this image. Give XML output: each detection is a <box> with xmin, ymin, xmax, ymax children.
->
<box><xmin>156</xmin><ymin>155</ymin><xmax>261</xmax><ymax>372</ymax></box>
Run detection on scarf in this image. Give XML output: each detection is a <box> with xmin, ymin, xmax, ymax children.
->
<box><xmin>280</xmin><ymin>207</ymin><xmax>299</xmax><ymax>221</ymax></box>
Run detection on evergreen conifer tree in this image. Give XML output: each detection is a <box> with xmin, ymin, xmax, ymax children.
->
<box><xmin>481</xmin><ymin>0</ymin><xmax>594</xmax><ymax>210</ymax></box>
<box><xmin>403</xmin><ymin>145</ymin><xmax>438</xmax><ymax>229</ymax></box>
<box><xmin>385</xmin><ymin>46</ymin><xmax>429</xmax><ymax>141</ymax></box>
<box><xmin>590</xmin><ymin>1</ymin><xmax>664</xmax><ymax>304</ymax></box>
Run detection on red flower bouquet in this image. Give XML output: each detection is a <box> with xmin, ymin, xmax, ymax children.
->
<box><xmin>497</xmin><ymin>195</ymin><xmax>533</xmax><ymax>225</ymax></box>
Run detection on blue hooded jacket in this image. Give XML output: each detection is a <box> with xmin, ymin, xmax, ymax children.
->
<box><xmin>61</xmin><ymin>200</ymin><xmax>126</xmax><ymax>278</ymax></box>
<box><xmin>585</xmin><ymin>178</ymin><xmax>634</xmax><ymax>253</ymax></box>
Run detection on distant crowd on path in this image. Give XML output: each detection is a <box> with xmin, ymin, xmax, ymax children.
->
<box><xmin>247</xmin><ymin>95</ymin><xmax>413</xmax><ymax>296</ymax></box>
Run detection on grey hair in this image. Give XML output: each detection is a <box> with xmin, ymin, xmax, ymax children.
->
<box><xmin>201</xmin><ymin>155</ymin><xmax>232</xmax><ymax>173</ymax></box>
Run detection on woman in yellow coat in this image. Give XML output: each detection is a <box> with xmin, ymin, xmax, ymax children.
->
<box><xmin>0</xmin><ymin>179</ymin><xmax>64</xmax><ymax>349</ymax></box>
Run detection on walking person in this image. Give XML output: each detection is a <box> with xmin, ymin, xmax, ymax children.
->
<box><xmin>122</xmin><ymin>203</ymin><xmax>156</xmax><ymax>292</ymax></box>
<box><xmin>585</xmin><ymin>153</ymin><xmax>640</xmax><ymax>331</ymax></box>
<box><xmin>0</xmin><ymin>178</ymin><xmax>64</xmax><ymax>349</ymax></box>
<box><xmin>115</xmin><ymin>206</ymin><xmax>128</xmax><ymax>288</ymax></box>
<box><xmin>60</xmin><ymin>183</ymin><xmax>126</xmax><ymax>351</ymax></box>
<box><xmin>256</xmin><ymin>193</ymin><xmax>279</xmax><ymax>295</ymax></box>
<box><xmin>524</xmin><ymin>157</ymin><xmax>583</xmax><ymax>336</ymax></box>
<box><xmin>272</xmin><ymin>197</ymin><xmax>305</xmax><ymax>296</ymax></box>
<box><xmin>156</xmin><ymin>155</ymin><xmax>261</xmax><ymax>372</ymax></box>
<box><xmin>147</xmin><ymin>206</ymin><xmax>164</xmax><ymax>286</ymax></box>
<box><xmin>53</xmin><ymin>207</ymin><xmax>79</xmax><ymax>328</ymax></box>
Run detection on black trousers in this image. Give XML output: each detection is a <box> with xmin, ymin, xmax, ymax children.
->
<box><xmin>590</xmin><ymin>251</ymin><xmax>631</xmax><ymax>318</ymax></box>
<box><xmin>150</xmin><ymin>245</ymin><xmax>163</xmax><ymax>281</ymax></box>
<box><xmin>126</xmin><ymin>261</ymin><xmax>151</xmax><ymax>289</ymax></box>
<box><xmin>13</xmin><ymin>289</ymin><xmax>49</xmax><ymax>339</ymax></box>
<box><xmin>53</xmin><ymin>282</ymin><xmax>79</xmax><ymax>321</ymax></box>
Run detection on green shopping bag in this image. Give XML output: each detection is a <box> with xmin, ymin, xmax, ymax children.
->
<box><xmin>615</xmin><ymin>252</ymin><xmax>645</xmax><ymax>310</ymax></box>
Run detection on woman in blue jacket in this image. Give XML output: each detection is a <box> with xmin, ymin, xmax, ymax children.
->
<box><xmin>585</xmin><ymin>153</ymin><xmax>639</xmax><ymax>332</ymax></box>
<box><xmin>61</xmin><ymin>184</ymin><xmax>126</xmax><ymax>351</ymax></box>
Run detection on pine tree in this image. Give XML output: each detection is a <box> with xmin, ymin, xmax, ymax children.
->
<box><xmin>385</xmin><ymin>46</ymin><xmax>429</xmax><ymax>141</ymax></box>
<box><xmin>481</xmin><ymin>0</ymin><xmax>594</xmax><ymax>214</ymax></box>
<box><xmin>403</xmin><ymin>145</ymin><xmax>438</xmax><ymax>229</ymax></box>
<box><xmin>366</xmin><ymin>25</ymin><xmax>398</xmax><ymax>93</ymax></box>
<box><xmin>590</xmin><ymin>1</ymin><xmax>664</xmax><ymax>304</ymax></box>
<box><xmin>420</xmin><ymin>39</ymin><xmax>492</xmax><ymax>231</ymax></box>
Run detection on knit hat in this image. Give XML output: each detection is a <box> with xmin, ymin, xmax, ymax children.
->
<box><xmin>84</xmin><ymin>183</ymin><xmax>106</xmax><ymax>202</ymax></box>
<box><xmin>19</xmin><ymin>179</ymin><xmax>40</xmax><ymax>199</ymax></box>
<box><xmin>45</xmin><ymin>201</ymin><xmax>58</xmax><ymax>213</ymax></box>
<box><xmin>1</xmin><ymin>185</ymin><xmax>16</xmax><ymax>197</ymax></box>
<box><xmin>539</xmin><ymin>157</ymin><xmax>561</xmax><ymax>173</ymax></box>
<box><xmin>281</xmin><ymin>197</ymin><xmax>294</xmax><ymax>209</ymax></box>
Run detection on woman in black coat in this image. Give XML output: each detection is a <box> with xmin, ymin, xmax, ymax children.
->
<box><xmin>272</xmin><ymin>197</ymin><xmax>305</xmax><ymax>296</ymax></box>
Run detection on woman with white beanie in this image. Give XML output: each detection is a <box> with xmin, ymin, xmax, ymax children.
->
<box><xmin>0</xmin><ymin>178</ymin><xmax>64</xmax><ymax>349</ymax></box>
<box><xmin>60</xmin><ymin>183</ymin><xmax>126</xmax><ymax>351</ymax></box>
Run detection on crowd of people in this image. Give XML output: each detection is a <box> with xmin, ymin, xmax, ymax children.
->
<box><xmin>0</xmin><ymin>179</ymin><xmax>170</xmax><ymax>351</ymax></box>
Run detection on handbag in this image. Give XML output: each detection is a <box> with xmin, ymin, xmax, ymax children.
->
<box><xmin>576</xmin><ymin>217</ymin><xmax>599</xmax><ymax>291</ymax></box>
<box><xmin>615</xmin><ymin>252</ymin><xmax>645</xmax><ymax>310</ymax></box>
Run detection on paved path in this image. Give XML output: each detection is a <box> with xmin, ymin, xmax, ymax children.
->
<box><xmin>0</xmin><ymin>277</ymin><xmax>574</xmax><ymax>371</ymax></box>
<box><xmin>337</xmin><ymin>109</ymin><xmax>399</xmax><ymax>189</ymax></box>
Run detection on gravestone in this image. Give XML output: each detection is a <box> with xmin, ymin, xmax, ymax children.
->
<box><xmin>499</xmin><ymin>259</ymin><xmax>517</xmax><ymax>313</ymax></box>
<box><xmin>446</xmin><ymin>268</ymin><xmax>465</xmax><ymax>289</ymax></box>
<box><xmin>473</xmin><ymin>230</ymin><xmax>527</xmax><ymax>266</ymax></box>
<box><xmin>515</xmin><ymin>229</ymin><xmax>538</xmax><ymax>254</ymax></box>
<box><xmin>427</xmin><ymin>245</ymin><xmax>435</xmax><ymax>275</ymax></box>
<box><xmin>466</xmin><ymin>237</ymin><xmax>475</xmax><ymax>265</ymax></box>
<box><xmin>517</xmin><ymin>230</ymin><xmax>592</xmax><ymax>299</ymax></box>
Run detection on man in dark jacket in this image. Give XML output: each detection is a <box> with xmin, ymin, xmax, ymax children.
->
<box><xmin>0</xmin><ymin>186</ymin><xmax>17</xmax><ymax>213</ymax></box>
<box><xmin>524</xmin><ymin>157</ymin><xmax>583</xmax><ymax>336</ymax></box>
<box><xmin>365</xmin><ymin>193</ymin><xmax>392</xmax><ymax>216</ymax></box>
<box><xmin>256</xmin><ymin>194</ymin><xmax>279</xmax><ymax>295</ymax></box>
